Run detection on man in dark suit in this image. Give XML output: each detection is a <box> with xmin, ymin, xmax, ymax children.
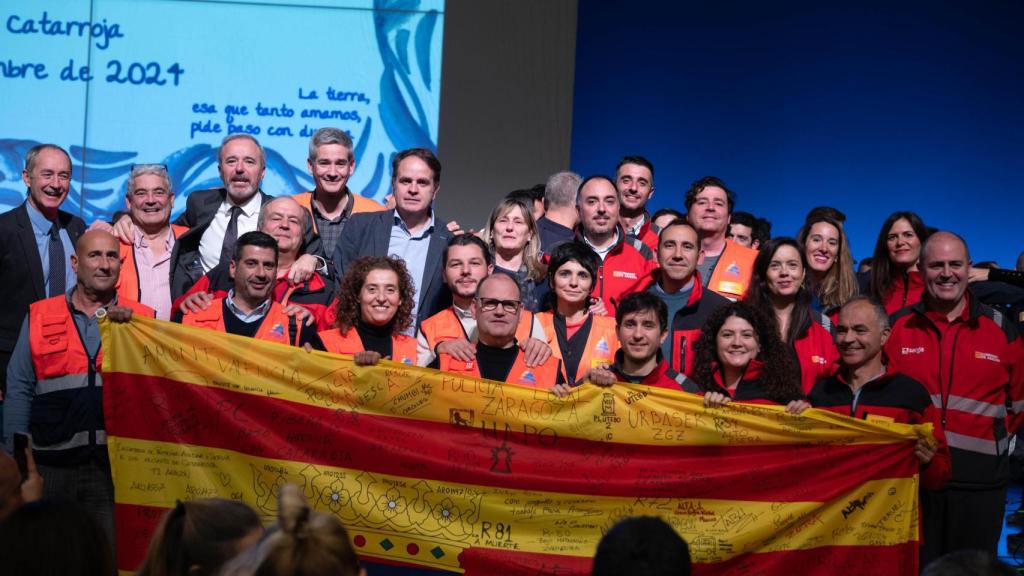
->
<box><xmin>334</xmin><ymin>148</ymin><xmax>453</xmax><ymax>330</ymax></box>
<box><xmin>112</xmin><ymin>134</ymin><xmax>319</xmax><ymax>299</ymax></box>
<box><xmin>0</xmin><ymin>144</ymin><xmax>86</xmax><ymax>400</ymax></box>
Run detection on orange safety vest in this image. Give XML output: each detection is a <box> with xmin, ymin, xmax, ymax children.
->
<box><xmin>28</xmin><ymin>295</ymin><xmax>154</xmax><ymax>458</ymax></box>
<box><xmin>292</xmin><ymin>191</ymin><xmax>386</xmax><ymax>233</ymax></box>
<box><xmin>420</xmin><ymin>306</ymin><xmax>539</xmax><ymax>352</ymax></box>
<box><xmin>116</xmin><ymin>224</ymin><xmax>188</xmax><ymax>302</ymax></box>
<box><xmin>706</xmin><ymin>240</ymin><xmax>757</xmax><ymax>300</ymax></box>
<box><xmin>536</xmin><ymin>312</ymin><xmax>618</xmax><ymax>383</ymax></box>
<box><xmin>182</xmin><ymin>298</ymin><xmax>300</xmax><ymax>346</ymax></box>
<box><xmin>439</xmin><ymin>348</ymin><xmax>560</xmax><ymax>389</ymax></box>
<box><xmin>318</xmin><ymin>327</ymin><xmax>418</xmax><ymax>366</ymax></box>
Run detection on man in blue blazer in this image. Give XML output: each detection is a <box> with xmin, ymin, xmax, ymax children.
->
<box><xmin>0</xmin><ymin>144</ymin><xmax>85</xmax><ymax>401</ymax></box>
<box><xmin>334</xmin><ymin>148</ymin><xmax>453</xmax><ymax>330</ymax></box>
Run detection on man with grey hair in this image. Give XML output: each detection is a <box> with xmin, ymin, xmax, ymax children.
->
<box><xmin>887</xmin><ymin>231</ymin><xmax>1024</xmax><ymax>564</ymax></box>
<box><xmin>0</xmin><ymin>144</ymin><xmax>85</xmax><ymax>407</ymax></box>
<box><xmin>172</xmin><ymin>196</ymin><xmax>335</xmax><ymax>329</ymax></box>
<box><xmin>536</xmin><ymin>170</ymin><xmax>580</xmax><ymax>254</ymax></box>
<box><xmin>93</xmin><ymin>164</ymin><xmax>183</xmax><ymax>319</ymax></box>
<box><xmin>293</xmin><ymin>127</ymin><xmax>385</xmax><ymax>269</ymax></box>
<box><xmin>112</xmin><ymin>134</ymin><xmax>318</xmax><ymax>299</ymax></box>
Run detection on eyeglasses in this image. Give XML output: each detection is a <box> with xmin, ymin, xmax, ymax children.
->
<box><xmin>476</xmin><ymin>298</ymin><xmax>521</xmax><ymax>313</ymax></box>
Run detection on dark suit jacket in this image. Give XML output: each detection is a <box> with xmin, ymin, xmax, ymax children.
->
<box><xmin>168</xmin><ymin>188</ymin><xmax>321</xmax><ymax>299</ymax></box>
<box><xmin>0</xmin><ymin>203</ymin><xmax>86</xmax><ymax>352</ymax></box>
<box><xmin>333</xmin><ymin>209</ymin><xmax>453</xmax><ymax>327</ymax></box>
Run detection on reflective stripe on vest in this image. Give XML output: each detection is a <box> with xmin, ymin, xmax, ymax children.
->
<box><xmin>33</xmin><ymin>430</ymin><xmax>108</xmax><ymax>451</ymax></box>
<box><xmin>930</xmin><ymin>393</ymin><xmax>1007</xmax><ymax>419</ymax></box>
<box><xmin>945</xmin><ymin>431</ymin><xmax>1008</xmax><ymax>456</ymax></box>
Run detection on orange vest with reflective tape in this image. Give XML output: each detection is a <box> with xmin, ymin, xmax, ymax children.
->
<box><xmin>439</xmin><ymin>348</ymin><xmax>560</xmax><ymax>389</ymax></box>
<box><xmin>116</xmin><ymin>224</ymin><xmax>188</xmax><ymax>302</ymax></box>
<box><xmin>318</xmin><ymin>327</ymin><xmax>418</xmax><ymax>366</ymax></box>
<box><xmin>292</xmin><ymin>191</ymin><xmax>386</xmax><ymax>233</ymax></box>
<box><xmin>182</xmin><ymin>298</ymin><xmax>299</xmax><ymax>346</ymax></box>
<box><xmin>536</xmin><ymin>312</ymin><xmax>618</xmax><ymax>383</ymax></box>
<box><xmin>30</xmin><ymin>296</ymin><xmax>155</xmax><ymax>380</ymax></box>
<box><xmin>707</xmin><ymin>240</ymin><xmax>757</xmax><ymax>300</ymax></box>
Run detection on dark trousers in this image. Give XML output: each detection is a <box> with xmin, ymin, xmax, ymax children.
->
<box><xmin>39</xmin><ymin>460</ymin><xmax>116</xmax><ymax>555</ymax></box>
<box><xmin>920</xmin><ymin>486</ymin><xmax>1006</xmax><ymax>568</ymax></box>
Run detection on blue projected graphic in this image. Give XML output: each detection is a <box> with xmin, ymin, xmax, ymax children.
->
<box><xmin>0</xmin><ymin>0</ymin><xmax>444</xmax><ymax>222</ymax></box>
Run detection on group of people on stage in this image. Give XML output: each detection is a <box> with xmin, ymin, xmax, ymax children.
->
<box><xmin>1</xmin><ymin>128</ymin><xmax>1023</xmax><ymax>572</ymax></box>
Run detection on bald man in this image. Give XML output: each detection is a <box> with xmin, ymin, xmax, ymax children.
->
<box><xmin>4</xmin><ymin>230</ymin><xmax>155</xmax><ymax>547</ymax></box>
<box><xmin>887</xmin><ymin>231</ymin><xmax>1024</xmax><ymax>563</ymax></box>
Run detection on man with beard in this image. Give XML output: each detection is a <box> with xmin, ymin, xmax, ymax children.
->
<box><xmin>574</xmin><ymin>175</ymin><xmax>657</xmax><ymax>316</ymax></box>
<box><xmin>178</xmin><ymin>231</ymin><xmax>321</xmax><ymax>347</ymax></box>
<box><xmin>4</xmin><ymin>231</ymin><xmax>154</xmax><ymax>547</ymax></box>
<box><xmin>615</xmin><ymin>156</ymin><xmax>659</xmax><ymax>253</ymax></box>
<box><xmin>608</xmin><ymin>292</ymin><xmax>695</xmax><ymax>389</ymax></box>
<box><xmin>685</xmin><ymin>176</ymin><xmax>756</xmax><ymax>300</ymax></box>
<box><xmin>111</xmin><ymin>135</ymin><xmax>319</xmax><ymax>299</ymax></box>
<box><xmin>417</xmin><ymin>234</ymin><xmax>550</xmax><ymax>367</ymax></box>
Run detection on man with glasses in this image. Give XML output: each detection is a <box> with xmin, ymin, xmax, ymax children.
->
<box><xmin>437</xmin><ymin>274</ymin><xmax>560</xmax><ymax>387</ymax></box>
<box><xmin>94</xmin><ymin>164</ymin><xmax>185</xmax><ymax>320</ymax></box>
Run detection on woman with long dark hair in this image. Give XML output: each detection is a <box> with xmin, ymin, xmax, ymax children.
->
<box><xmin>691</xmin><ymin>301</ymin><xmax>804</xmax><ymax>406</ymax></box>
<box><xmin>748</xmin><ymin>237</ymin><xmax>838</xmax><ymax>394</ymax></box>
<box><xmin>867</xmin><ymin>211</ymin><xmax>929</xmax><ymax>314</ymax></box>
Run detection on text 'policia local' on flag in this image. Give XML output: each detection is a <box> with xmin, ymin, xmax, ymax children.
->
<box><xmin>100</xmin><ymin>316</ymin><xmax>929</xmax><ymax>575</ymax></box>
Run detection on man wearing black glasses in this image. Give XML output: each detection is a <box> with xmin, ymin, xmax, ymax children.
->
<box><xmin>437</xmin><ymin>274</ymin><xmax>560</xmax><ymax>388</ymax></box>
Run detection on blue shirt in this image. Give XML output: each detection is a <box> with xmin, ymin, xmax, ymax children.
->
<box><xmin>388</xmin><ymin>211</ymin><xmax>435</xmax><ymax>328</ymax></box>
<box><xmin>650</xmin><ymin>279</ymin><xmax>694</xmax><ymax>360</ymax></box>
<box><xmin>25</xmin><ymin>201</ymin><xmax>76</xmax><ymax>294</ymax></box>
<box><xmin>225</xmin><ymin>289</ymin><xmax>271</xmax><ymax>323</ymax></box>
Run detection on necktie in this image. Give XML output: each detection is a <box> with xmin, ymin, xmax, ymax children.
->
<box><xmin>48</xmin><ymin>221</ymin><xmax>65</xmax><ymax>297</ymax></box>
<box><xmin>219</xmin><ymin>205</ymin><xmax>243</xmax><ymax>267</ymax></box>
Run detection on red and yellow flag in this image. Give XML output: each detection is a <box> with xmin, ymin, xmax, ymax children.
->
<box><xmin>101</xmin><ymin>316</ymin><xmax>928</xmax><ymax>575</ymax></box>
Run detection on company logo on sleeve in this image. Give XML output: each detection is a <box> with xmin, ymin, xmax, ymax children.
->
<box><xmin>901</xmin><ymin>346</ymin><xmax>925</xmax><ymax>355</ymax></box>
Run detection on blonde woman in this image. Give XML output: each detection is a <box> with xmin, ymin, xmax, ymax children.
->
<box><xmin>482</xmin><ymin>198</ymin><xmax>546</xmax><ymax>311</ymax></box>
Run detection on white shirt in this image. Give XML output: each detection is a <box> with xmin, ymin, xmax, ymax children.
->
<box><xmin>198</xmin><ymin>193</ymin><xmax>263</xmax><ymax>272</ymax></box>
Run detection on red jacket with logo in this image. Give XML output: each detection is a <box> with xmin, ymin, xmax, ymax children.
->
<box><xmin>792</xmin><ymin>310</ymin><xmax>840</xmax><ymax>394</ymax></box>
<box><xmin>808</xmin><ymin>366</ymin><xmax>951</xmax><ymax>491</ymax></box>
<box><xmin>886</xmin><ymin>294</ymin><xmax>1024</xmax><ymax>488</ymax></box>
<box><xmin>575</xmin><ymin>226</ymin><xmax>658</xmax><ymax>317</ymax></box>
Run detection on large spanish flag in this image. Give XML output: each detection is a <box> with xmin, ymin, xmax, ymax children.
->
<box><xmin>101</xmin><ymin>316</ymin><xmax>928</xmax><ymax>575</ymax></box>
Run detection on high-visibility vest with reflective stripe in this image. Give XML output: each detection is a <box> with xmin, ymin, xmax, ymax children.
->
<box><xmin>420</xmin><ymin>307</ymin><xmax>537</xmax><ymax>352</ymax></box>
<box><xmin>439</xmin><ymin>348</ymin><xmax>560</xmax><ymax>389</ymax></box>
<box><xmin>183</xmin><ymin>299</ymin><xmax>300</xmax><ymax>346</ymax></box>
<box><xmin>28</xmin><ymin>295</ymin><xmax>155</xmax><ymax>465</ymax></box>
<box><xmin>706</xmin><ymin>241</ymin><xmax>757</xmax><ymax>300</ymax></box>
<box><xmin>536</xmin><ymin>312</ymin><xmax>618</xmax><ymax>384</ymax></box>
<box><xmin>116</xmin><ymin>224</ymin><xmax>188</xmax><ymax>302</ymax></box>
<box><xmin>319</xmin><ymin>327</ymin><xmax>418</xmax><ymax>366</ymax></box>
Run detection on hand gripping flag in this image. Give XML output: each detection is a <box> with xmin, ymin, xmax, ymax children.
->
<box><xmin>100</xmin><ymin>316</ymin><xmax>930</xmax><ymax>575</ymax></box>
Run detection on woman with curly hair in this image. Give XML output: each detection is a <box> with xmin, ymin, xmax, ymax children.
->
<box><xmin>797</xmin><ymin>214</ymin><xmax>858</xmax><ymax>316</ymax></box>
<box><xmin>319</xmin><ymin>256</ymin><xmax>418</xmax><ymax>366</ymax></box>
<box><xmin>866</xmin><ymin>211</ymin><xmax>930</xmax><ymax>314</ymax></box>
<box><xmin>690</xmin><ymin>301</ymin><xmax>804</xmax><ymax>407</ymax></box>
<box><xmin>482</xmin><ymin>198</ymin><xmax>546</xmax><ymax>312</ymax></box>
<box><xmin>747</xmin><ymin>237</ymin><xmax>838</xmax><ymax>394</ymax></box>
